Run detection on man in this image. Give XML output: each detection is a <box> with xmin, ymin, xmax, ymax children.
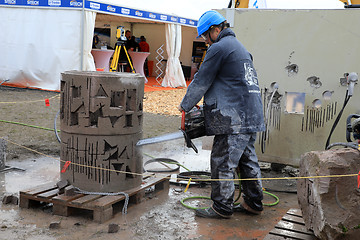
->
<box><xmin>139</xmin><ymin>36</ymin><xmax>150</xmax><ymax>76</ymax></box>
<box><xmin>178</xmin><ymin>10</ymin><xmax>265</xmax><ymax>219</ymax></box>
<box><xmin>124</xmin><ymin>30</ymin><xmax>133</xmax><ymax>50</ymax></box>
<box><xmin>139</xmin><ymin>36</ymin><xmax>150</xmax><ymax>52</ymax></box>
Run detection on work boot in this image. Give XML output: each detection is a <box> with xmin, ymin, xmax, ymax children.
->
<box><xmin>195</xmin><ymin>206</ymin><xmax>232</xmax><ymax>219</ymax></box>
<box><xmin>233</xmin><ymin>201</ymin><xmax>262</xmax><ymax>215</ymax></box>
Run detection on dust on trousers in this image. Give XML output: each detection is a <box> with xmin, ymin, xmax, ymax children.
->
<box><xmin>210</xmin><ymin>133</ymin><xmax>263</xmax><ymax>216</ymax></box>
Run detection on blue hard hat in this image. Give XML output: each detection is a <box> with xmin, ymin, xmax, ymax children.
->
<box><xmin>197</xmin><ymin>10</ymin><xmax>226</xmax><ymax>37</ymax></box>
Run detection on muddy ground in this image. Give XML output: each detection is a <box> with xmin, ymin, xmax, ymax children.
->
<box><xmin>0</xmin><ymin>85</ymin><xmax>299</xmax><ymax>240</ymax></box>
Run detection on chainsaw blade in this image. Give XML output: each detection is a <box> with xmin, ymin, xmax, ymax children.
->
<box><xmin>136</xmin><ymin>131</ymin><xmax>184</xmax><ymax>146</ymax></box>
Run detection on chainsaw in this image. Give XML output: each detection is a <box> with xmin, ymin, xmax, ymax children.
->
<box><xmin>136</xmin><ymin>105</ymin><xmax>205</xmax><ymax>153</ymax></box>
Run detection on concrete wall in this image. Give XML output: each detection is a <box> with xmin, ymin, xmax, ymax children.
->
<box><xmin>218</xmin><ymin>9</ymin><xmax>360</xmax><ymax>166</ymax></box>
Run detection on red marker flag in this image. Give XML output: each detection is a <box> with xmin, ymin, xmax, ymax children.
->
<box><xmin>45</xmin><ymin>99</ymin><xmax>50</xmax><ymax>107</ymax></box>
<box><xmin>61</xmin><ymin>161</ymin><xmax>71</xmax><ymax>173</ymax></box>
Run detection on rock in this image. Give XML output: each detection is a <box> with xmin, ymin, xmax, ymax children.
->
<box><xmin>56</xmin><ymin>180</ymin><xmax>68</xmax><ymax>190</ymax></box>
<box><xmin>49</xmin><ymin>221</ymin><xmax>61</xmax><ymax>229</ymax></box>
<box><xmin>108</xmin><ymin>223</ymin><xmax>119</xmax><ymax>233</ymax></box>
<box><xmin>64</xmin><ymin>185</ymin><xmax>76</xmax><ymax>196</ymax></box>
<box><xmin>2</xmin><ymin>194</ymin><xmax>18</xmax><ymax>205</ymax></box>
<box><xmin>297</xmin><ymin>148</ymin><xmax>360</xmax><ymax>240</ymax></box>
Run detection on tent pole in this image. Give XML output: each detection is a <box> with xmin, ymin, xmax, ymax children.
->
<box><xmin>80</xmin><ymin>0</ymin><xmax>85</xmax><ymax>70</ymax></box>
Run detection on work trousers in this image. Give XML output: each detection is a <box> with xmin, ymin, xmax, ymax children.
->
<box><xmin>211</xmin><ymin>133</ymin><xmax>263</xmax><ymax>216</ymax></box>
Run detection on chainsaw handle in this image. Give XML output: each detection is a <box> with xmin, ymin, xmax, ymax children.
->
<box><xmin>181</xmin><ymin>105</ymin><xmax>200</xmax><ymax>131</ymax></box>
<box><xmin>181</xmin><ymin>111</ymin><xmax>186</xmax><ymax>131</ymax></box>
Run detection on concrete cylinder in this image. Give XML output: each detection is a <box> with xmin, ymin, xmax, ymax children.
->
<box><xmin>60</xmin><ymin>71</ymin><xmax>144</xmax><ymax>192</ymax></box>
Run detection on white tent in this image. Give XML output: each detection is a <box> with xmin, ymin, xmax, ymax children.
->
<box><xmin>0</xmin><ymin>0</ymin><xmax>197</xmax><ymax>90</ymax></box>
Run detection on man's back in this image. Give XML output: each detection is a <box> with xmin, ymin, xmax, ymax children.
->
<box><xmin>139</xmin><ymin>41</ymin><xmax>149</xmax><ymax>52</ymax></box>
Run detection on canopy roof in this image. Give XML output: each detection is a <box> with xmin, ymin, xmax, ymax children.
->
<box><xmin>0</xmin><ymin>0</ymin><xmax>198</xmax><ymax>27</ymax></box>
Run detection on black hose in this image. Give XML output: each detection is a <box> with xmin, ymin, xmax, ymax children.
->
<box><xmin>346</xmin><ymin>114</ymin><xmax>360</xmax><ymax>142</ymax></box>
<box><xmin>178</xmin><ymin>171</ymin><xmax>211</xmax><ymax>183</ymax></box>
<box><xmin>143</xmin><ymin>158</ymin><xmax>180</xmax><ymax>172</ymax></box>
<box><xmin>326</xmin><ymin>142</ymin><xmax>360</xmax><ymax>151</ymax></box>
<box><xmin>325</xmin><ymin>90</ymin><xmax>351</xmax><ymax>149</ymax></box>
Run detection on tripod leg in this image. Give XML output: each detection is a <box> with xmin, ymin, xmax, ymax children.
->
<box><xmin>123</xmin><ymin>47</ymin><xmax>136</xmax><ymax>73</ymax></box>
<box><xmin>110</xmin><ymin>45</ymin><xmax>120</xmax><ymax>72</ymax></box>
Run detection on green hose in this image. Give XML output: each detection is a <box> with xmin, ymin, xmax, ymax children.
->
<box><xmin>180</xmin><ymin>190</ymin><xmax>279</xmax><ymax>210</ymax></box>
<box><xmin>143</xmin><ymin>148</ymin><xmax>280</xmax><ymax>210</ymax></box>
<box><xmin>0</xmin><ymin>119</ymin><xmax>60</xmax><ymax>132</ymax></box>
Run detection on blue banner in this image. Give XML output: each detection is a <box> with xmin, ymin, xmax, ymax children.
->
<box><xmin>0</xmin><ymin>0</ymin><xmax>197</xmax><ymax>27</ymax></box>
<box><xmin>0</xmin><ymin>0</ymin><xmax>83</xmax><ymax>8</ymax></box>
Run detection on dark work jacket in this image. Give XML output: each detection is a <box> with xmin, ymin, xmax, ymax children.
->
<box><xmin>180</xmin><ymin>28</ymin><xmax>265</xmax><ymax>135</ymax></box>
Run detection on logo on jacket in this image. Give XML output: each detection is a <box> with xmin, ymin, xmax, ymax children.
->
<box><xmin>244</xmin><ymin>63</ymin><xmax>259</xmax><ymax>87</ymax></box>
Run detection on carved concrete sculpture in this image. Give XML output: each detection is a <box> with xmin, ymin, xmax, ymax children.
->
<box><xmin>60</xmin><ymin>71</ymin><xmax>145</xmax><ymax>192</ymax></box>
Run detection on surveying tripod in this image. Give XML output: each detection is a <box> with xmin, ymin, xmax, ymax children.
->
<box><xmin>110</xmin><ymin>26</ymin><xmax>135</xmax><ymax>73</ymax></box>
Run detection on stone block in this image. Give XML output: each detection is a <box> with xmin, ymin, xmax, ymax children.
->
<box><xmin>64</xmin><ymin>185</ymin><xmax>76</xmax><ymax>196</ymax></box>
<box><xmin>49</xmin><ymin>221</ymin><xmax>61</xmax><ymax>229</ymax></box>
<box><xmin>297</xmin><ymin>148</ymin><xmax>360</xmax><ymax>240</ymax></box>
<box><xmin>2</xmin><ymin>195</ymin><xmax>18</xmax><ymax>205</ymax></box>
<box><xmin>108</xmin><ymin>223</ymin><xmax>119</xmax><ymax>233</ymax></box>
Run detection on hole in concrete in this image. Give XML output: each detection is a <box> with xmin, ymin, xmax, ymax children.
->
<box><xmin>285</xmin><ymin>92</ymin><xmax>305</xmax><ymax>114</ymax></box>
<box><xmin>285</xmin><ymin>64</ymin><xmax>298</xmax><ymax>76</ymax></box>
<box><xmin>70</xmin><ymin>112</ymin><xmax>78</xmax><ymax>126</ymax></box>
<box><xmin>322</xmin><ymin>91</ymin><xmax>333</xmax><ymax>101</ymax></box>
<box><xmin>270</xmin><ymin>82</ymin><xmax>279</xmax><ymax>90</ymax></box>
<box><xmin>307</xmin><ymin>76</ymin><xmax>322</xmax><ymax>89</ymax></box>
<box><xmin>138</xmin><ymin>115</ymin><xmax>142</xmax><ymax>126</ymax></box>
<box><xmin>61</xmin><ymin>81</ymin><xmax>65</xmax><ymax>92</ymax></box>
<box><xmin>126</xmin><ymin>89</ymin><xmax>136</xmax><ymax>111</ymax></box>
<box><xmin>89</xmin><ymin>109</ymin><xmax>102</xmax><ymax>127</ymax></box>
<box><xmin>95</xmin><ymin>85</ymin><xmax>108</xmax><ymax>97</ymax></box>
<box><xmin>340</xmin><ymin>73</ymin><xmax>349</xmax><ymax>86</ymax></box>
<box><xmin>72</xmin><ymin>86</ymin><xmax>81</xmax><ymax>98</ymax></box>
<box><xmin>125</xmin><ymin>114</ymin><xmax>133</xmax><ymax>127</ymax></box>
<box><xmin>126</xmin><ymin>166</ymin><xmax>135</xmax><ymax>178</ymax></box>
<box><xmin>111</xmin><ymin>91</ymin><xmax>125</xmax><ymax>108</ymax></box>
<box><xmin>312</xmin><ymin>99</ymin><xmax>322</xmax><ymax>109</ymax></box>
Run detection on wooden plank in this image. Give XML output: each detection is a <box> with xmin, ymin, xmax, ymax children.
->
<box><xmin>93</xmin><ymin>206</ymin><xmax>113</xmax><ymax>223</ymax></box>
<box><xmin>52</xmin><ymin>193</ymin><xmax>85</xmax><ymax>203</ymax></box>
<box><xmin>86</xmin><ymin>195</ymin><xmax>126</xmax><ymax>210</ymax></box>
<box><xmin>90</xmin><ymin>175</ymin><xmax>169</xmax><ymax>209</ymax></box>
<box><xmin>19</xmin><ymin>196</ymin><xmax>30</xmax><ymax>208</ymax></box>
<box><xmin>20</xmin><ymin>182</ymin><xmax>57</xmax><ymax>195</ymax></box>
<box><xmin>37</xmin><ymin>189</ymin><xmax>59</xmax><ymax>199</ymax></box>
<box><xmin>276</xmin><ymin>220</ymin><xmax>314</xmax><ymax>235</ymax></box>
<box><xmin>53</xmin><ymin>204</ymin><xmax>73</xmax><ymax>217</ymax></box>
<box><xmin>282</xmin><ymin>214</ymin><xmax>306</xmax><ymax>225</ymax></box>
<box><xmin>287</xmin><ymin>208</ymin><xmax>303</xmax><ymax>217</ymax></box>
<box><xmin>263</xmin><ymin>234</ymin><xmax>290</xmax><ymax>240</ymax></box>
<box><xmin>71</xmin><ymin>194</ymin><xmax>102</xmax><ymax>206</ymax></box>
<box><xmin>269</xmin><ymin>228</ymin><xmax>317</xmax><ymax>240</ymax></box>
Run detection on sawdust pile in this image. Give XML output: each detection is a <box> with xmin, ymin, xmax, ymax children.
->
<box><xmin>143</xmin><ymin>89</ymin><xmax>187</xmax><ymax>116</ymax></box>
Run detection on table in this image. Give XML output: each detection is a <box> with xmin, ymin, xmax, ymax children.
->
<box><xmin>91</xmin><ymin>49</ymin><xmax>114</xmax><ymax>72</ymax></box>
<box><xmin>128</xmin><ymin>51</ymin><xmax>150</xmax><ymax>82</ymax></box>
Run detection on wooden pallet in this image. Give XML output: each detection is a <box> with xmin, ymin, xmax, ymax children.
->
<box><xmin>264</xmin><ymin>208</ymin><xmax>318</xmax><ymax>240</ymax></box>
<box><xmin>19</xmin><ymin>174</ymin><xmax>169</xmax><ymax>223</ymax></box>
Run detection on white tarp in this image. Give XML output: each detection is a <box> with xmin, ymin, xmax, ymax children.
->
<box><xmin>0</xmin><ymin>7</ymin><xmax>96</xmax><ymax>90</ymax></box>
<box><xmin>161</xmin><ymin>23</ymin><xmax>186</xmax><ymax>88</ymax></box>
